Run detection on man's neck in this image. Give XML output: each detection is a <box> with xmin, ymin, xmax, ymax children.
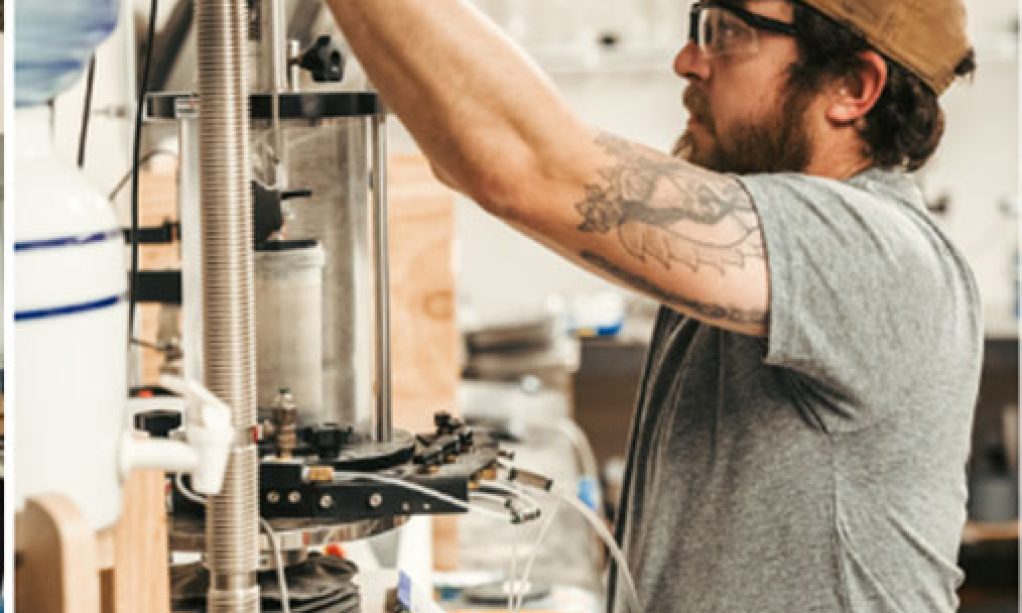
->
<box><xmin>804</xmin><ymin>139</ymin><xmax>874</xmax><ymax>180</ymax></box>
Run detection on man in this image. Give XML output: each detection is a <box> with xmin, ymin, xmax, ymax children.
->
<box><xmin>325</xmin><ymin>0</ymin><xmax>981</xmax><ymax>611</ymax></box>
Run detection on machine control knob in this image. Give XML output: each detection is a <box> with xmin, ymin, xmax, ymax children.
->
<box><xmin>303</xmin><ymin>423</ymin><xmax>354</xmax><ymax>460</ymax></box>
<box><xmin>134</xmin><ymin>409</ymin><xmax>183</xmax><ymax>438</ymax></box>
<box><xmin>297</xmin><ymin>35</ymin><xmax>345</xmax><ymax>83</ymax></box>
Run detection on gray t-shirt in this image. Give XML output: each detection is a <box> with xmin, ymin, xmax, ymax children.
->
<box><xmin>610</xmin><ymin>169</ymin><xmax>983</xmax><ymax>613</ymax></box>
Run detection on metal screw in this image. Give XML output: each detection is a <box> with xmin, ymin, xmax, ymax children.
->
<box><xmin>319</xmin><ymin>495</ymin><xmax>334</xmax><ymax>510</ymax></box>
<box><xmin>267</xmin><ymin>491</ymin><xmax>281</xmax><ymax>504</ymax></box>
<box><xmin>288</xmin><ymin>490</ymin><xmax>302</xmax><ymax>504</ymax></box>
<box><xmin>368</xmin><ymin>492</ymin><xmax>383</xmax><ymax>508</ymax></box>
<box><xmin>401</xmin><ymin>502</ymin><xmax>411</xmax><ymax>512</ymax></box>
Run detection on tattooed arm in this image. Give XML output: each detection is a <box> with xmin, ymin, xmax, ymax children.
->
<box><xmin>568</xmin><ymin>134</ymin><xmax>768</xmax><ymax>334</ymax></box>
<box><xmin>325</xmin><ymin>0</ymin><xmax>769</xmax><ymax>336</ymax></box>
<box><xmin>498</xmin><ymin>133</ymin><xmax>770</xmax><ymax>336</ymax></box>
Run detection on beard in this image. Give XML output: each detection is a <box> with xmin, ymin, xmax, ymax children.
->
<box><xmin>672</xmin><ymin>82</ymin><xmax>815</xmax><ymax>174</ymax></box>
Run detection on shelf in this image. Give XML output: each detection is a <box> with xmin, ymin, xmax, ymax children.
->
<box><xmin>962</xmin><ymin>520</ymin><xmax>1020</xmax><ymax>545</ymax></box>
<box><xmin>522</xmin><ymin>43</ymin><xmax>679</xmax><ymax>76</ymax></box>
<box><xmin>985</xmin><ymin>318</ymin><xmax>1019</xmax><ymax>341</ymax></box>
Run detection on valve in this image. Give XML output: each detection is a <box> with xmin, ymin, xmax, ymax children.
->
<box><xmin>295</xmin><ymin>35</ymin><xmax>345</xmax><ymax>83</ymax></box>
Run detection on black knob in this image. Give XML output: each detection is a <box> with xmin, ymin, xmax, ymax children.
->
<box><xmin>298</xmin><ymin>36</ymin><xmax>345</xmax><ymax>83</ymax></box>
<box><xmin>307</xmin><ymin>423</ymin><xmax>354</xmax><ymax>460</ymax></box>
<box><xmin>135</xmin><ymin>409</ymin><xmax>183</xmax><ymax>438</ymax></box>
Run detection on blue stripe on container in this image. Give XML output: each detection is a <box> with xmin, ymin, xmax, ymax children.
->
<box><xmin>15</xmin><ymin>229</ymin><xmax>122</xmax><ymax>251</ymax></box>
<box><xmin>15</xmin><ymin>294</ymin><xmax>124</xmax><ymax>322</ymax></box>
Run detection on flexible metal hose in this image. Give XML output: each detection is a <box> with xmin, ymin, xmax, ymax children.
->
<box><xmin>196</xmin><ymin>0</ymin><xmax>260</xmax><ymax>610</ymax></box>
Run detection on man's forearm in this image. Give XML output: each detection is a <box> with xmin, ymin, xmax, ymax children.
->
<box><xmin>325</xmin><ymin>0</ymin><xmax>584</xmax><ymax>200</ymax></box>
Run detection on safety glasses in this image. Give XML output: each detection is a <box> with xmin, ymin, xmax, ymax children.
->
<box><xmin>688</xmin><ymin>2</ymin><xmax>797</xmax><ymax>59</ymax></box>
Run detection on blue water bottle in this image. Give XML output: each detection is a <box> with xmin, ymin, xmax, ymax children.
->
<box><xmin>15</xmin><ymin>0</ymin><xmax>120</xmax><ymax>106</ymax></box>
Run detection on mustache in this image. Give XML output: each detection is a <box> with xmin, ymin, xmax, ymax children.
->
<box><xmin>683</xmin><ymin>87</ymin><xmax>713</xmax><ymax>132</ymax></box>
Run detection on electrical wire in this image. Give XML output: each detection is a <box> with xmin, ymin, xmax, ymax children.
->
<box><xmin>509</xmin><ymin>483</ymin><xmax>642</xmax><ymax>613</ymax></box>
<box><xmin>560</xmin><ymin>490</ymin><xmax>640</xmax><ymax>613</ymax></box>
<box><xmin>108</xmin><ymin>149</ymin><xmax>177</xmax><ymax>201</ymax></box>
<box><xmin>479</xmin><ymin>480</ymin><xmax>542</xmax><ymax>512</ymax></box>
<box><xmin>469</xmin><ymin>491</ymin><xmax>513</xmax><ymax>510</ymax></box>
<box><xmin>513</xmin><ymin>496</ymin><xmax>562</xmax><ymax>612</ymax></box>
<box><xmin>508</xmin><ymin>519</ymin><xmax>519</xmax><ymax>612</ymax></box>
<box><xmin>77</xmin><ymin>55</ymin><xmax>97</xmax><ymax>168</ymax></box>
<box><xmin>174</xmin><ymin>473</ymin><xmax>293</xmax><ymax>613</ymax></box>
<box><xmin>260</xmin><ymin>518</ymin><xmax>292</xmax><ymax>613</ymax></box>
<box><xmin>174</xmin><ymin>472</ymin><xmax>206</xmax><ymax>506</ymax></box>
<box><xmin>128</xmin><ymin>0</ymin><xmax>160</xmax><ymax>344</ymax></box>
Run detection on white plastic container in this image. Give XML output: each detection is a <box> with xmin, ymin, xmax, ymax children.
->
<box><xmin>14</xmin><ymin>106</ymin><xmax>232</xmax><ymax>529</ymax></box>
<box><xmin>14</xmin><ymin>106</ymin><xmax>130</xmax><ymax>528</ymax></box>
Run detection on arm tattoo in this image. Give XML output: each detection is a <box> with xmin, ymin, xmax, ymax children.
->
<box><xmin>581</xmin><ymin>250</ymin><xmax>767</xmax><ymax>326</ymax></box>
<box><xmin>576</xmin><ymin>133</ymin><xmax>764</xmax><ymax>274</ymax></box>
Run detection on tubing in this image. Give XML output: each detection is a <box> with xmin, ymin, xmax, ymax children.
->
<box><xmin>513</xmin><ymin>497</ymin><xmax>562</xmax><ymax>612</ymax></box>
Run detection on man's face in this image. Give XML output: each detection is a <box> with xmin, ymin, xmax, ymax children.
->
<box><xmin>672</xmin><ymin>1</ymin><xmax>816</xmax><ymax>174</ymax></box>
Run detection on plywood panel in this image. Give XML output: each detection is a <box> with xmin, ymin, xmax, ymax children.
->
<box><xmin>137</xmin><ymin>164</ymin><xmax>181</xmax><ymax>385</ymax></box>
<box><xmin>387</xmin><ymin>154</ymin><xmax>459</xmax><ymax>434</ymax></box>
<box><xmin>100</xmin><ymin>469</ymin><xmax>171</xmax><ymax>613</ymax></box>
<box><xmin>387</xmin><ymin>154</ymin><xmax>461</xmax><ymax>572</ymax></box>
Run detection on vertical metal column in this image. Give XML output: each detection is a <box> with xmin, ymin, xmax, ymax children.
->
<box><xmin>196</xmin><ymin>0</ymin><xmax>261</xmax><ymax>611</ymax></box>
<box><xmin>371</xmin><ymin>112</ymin><xmax>392</xmax><ymax>443</ymax></box>
<box><xmin>177</xmin><ymin>99</ymin><xmax>205</xmax><ymax>386</ymax></box>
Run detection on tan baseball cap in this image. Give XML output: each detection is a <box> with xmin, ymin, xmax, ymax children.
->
<box><xmin>800</xmin><ymin>0</ymin><xmax>972</xmax><ymax>94</ymax></box>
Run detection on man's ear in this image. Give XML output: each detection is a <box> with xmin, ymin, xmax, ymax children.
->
<box><xmin>825</xmin><ymin>51</ymin><xmax>887</xmax><ymax>127</ymax></box>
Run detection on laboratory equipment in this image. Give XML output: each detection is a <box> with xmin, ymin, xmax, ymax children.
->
<box><xmin>13</xmin><ymin>0</ymin><xmax>232</xmax><ymax>531</ymax></box>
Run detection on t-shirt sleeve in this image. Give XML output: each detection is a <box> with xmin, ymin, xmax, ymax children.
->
<box><xmin>736</xmin><ymin>172</ymin><xmax>977</xmax><ymax>430</ymax></box>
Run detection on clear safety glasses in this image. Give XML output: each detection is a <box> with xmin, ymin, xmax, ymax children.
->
<box><xmin>688</xmin><ymin>2</ymin><xmax>797</xmax><ymax>59</ymax></box>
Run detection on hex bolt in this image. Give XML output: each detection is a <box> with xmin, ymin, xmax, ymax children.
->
<box><xmin>288</xmin><ymin>490</ymin><xmax>302</xmax><ymax>504</ymax></box>
<box><xmin>267</xmin><ymin>491</ymin><xmax>281</xmax><ymax>504</ymax></box>
<box><xmin>319</xmin><ymin>495</ymin><xmax>334</xmax><ymax>510</ymax></box>
<box><xmin>368</xmin><ymin>492</ymin><xmax>383</xmax><ymax>508</ymax></box>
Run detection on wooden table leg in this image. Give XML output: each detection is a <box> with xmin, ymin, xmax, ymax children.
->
<box><xmin>16</xmin><ymin>495</ymin><xmax>101</xmax><ymax>613</ymax></box>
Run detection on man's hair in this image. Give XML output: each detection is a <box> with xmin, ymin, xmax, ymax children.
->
<box><xmin>787</xmin><ymin>4</ymin><xmax>976</xmax><ymax>172</ymax></box>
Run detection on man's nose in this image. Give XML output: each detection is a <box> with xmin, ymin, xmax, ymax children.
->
<box><xmin>673</xmin><ymin>41</ymin><xmax>710</xmax><ymax>81</ymax></box>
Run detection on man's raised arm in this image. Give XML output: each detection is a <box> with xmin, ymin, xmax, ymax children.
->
<box><xmin>326</xmin><ymin>0</ymin><xmax>769</xmax><ymax>336</ymax></box>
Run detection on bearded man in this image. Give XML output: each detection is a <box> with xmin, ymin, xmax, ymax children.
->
<box><xmin>324</xmin><ymin>0</ymin><xmax>982</xmax><ymax>611</ymax></box>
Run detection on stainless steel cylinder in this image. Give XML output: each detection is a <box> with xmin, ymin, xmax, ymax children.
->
<box><xmin>196</xmin><ymin>0</ymin><xmax>260</xmax><ymax>609</ymax></box>
<box><xmin>370</xmin><ymin>113</ymin><xmax>392</xmax><ymax>443</ymax></box>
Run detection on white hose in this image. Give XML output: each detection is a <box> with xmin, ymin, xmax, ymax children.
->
<box><xmin>260</xmin><ymin>518</ymin><xmax>292</xmax><ymax>613</ymax></box>
<box><xmin>175</xmin><ymin>472</ymin><xmax>207</xmax><ymax>506</ymax></box>
<box><xmin>561</xmin><ymin>491</ymin><xmax>640</xmax><ymax>613</ymax></box>
<box><xmin>480</xmin><ymin>479</ymin><xmax>542</xmax><ymax>512</ymax></box>
<box><xmin>498</xmin><ymin>482</ymin><xmax>641</xmax><ymax>613</ymax></box>
<box><xmin>175</xmin><ymin>473</ymin><xmax>294</xmax><ymax>613</ymax></box>
<box><xmin>513</xmin><ymin>496</ymin><xmax>562</xmax><ymax>612</ymax></box>
<box><xmin>508</xmin><ymin>521</ymin><xmax>519</xmax><ymax>612</ymax></box>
